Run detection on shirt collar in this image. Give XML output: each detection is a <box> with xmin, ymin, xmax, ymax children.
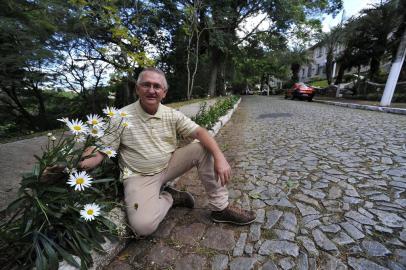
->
<box><xmin>135</xmin><ymin>100</ymin><xmax>163</xmax><ymax>121</ymax></box>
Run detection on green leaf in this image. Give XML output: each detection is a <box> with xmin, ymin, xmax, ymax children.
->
<box><xmin>92</xmin><ymin>178</ymin><xmax>116</xmax><ymax>183</ymax></box>
<box><xmin>43</xmin><ymin>186</ymin><xmax>68</xmax><ymax>193</ymax></box>
<box><xmin>6</xmin><ymin>197</ymin><xmax>26</xmax><ymax>213</ymax></box>
<box><xmin>35</xmin><ymin>243</ymin><xmax>48</xmax><ymax>270</ymax></box>
<box><xmin>41</xmin><ymin>238</ymin><xmax>59</xmax><ymax>270</ymax></box>
<box><xmin>23</xmin><ymin>217</ymin><xmax>33</xmax><ymax>234</ymax></box>
<box><xmin>249</xmin><ymin>193</ymin><xmax>261</xmax><ymax>199</ymax></box>
<box><xmin>51</xmin><ymin>241</ymin><xmax>80</xmax><ymax>268</ymax></box>
<box><xmin>32</xmin><ymin>162</ymin><xmax>41</xmax><ymax>177</ymax></box>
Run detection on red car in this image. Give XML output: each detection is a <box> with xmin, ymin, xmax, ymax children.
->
<box><xmin>285</xmin><ymin>83</ymin><xmax>315</xmax><ymax>102</ymax></box>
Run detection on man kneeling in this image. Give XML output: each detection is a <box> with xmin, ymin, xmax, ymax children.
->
<box><xmin>80</xmin><ymin>67</ymin><xmax>256</xmax><ymax>236</ymax></box>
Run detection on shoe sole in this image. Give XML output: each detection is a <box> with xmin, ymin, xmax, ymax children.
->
<box><xmin>183</xmin><ymin>191</ymin><xmax>195</xmax><ymax>209</ymax></box>
<box><xmin>211</xmin><ymin>217</ymin><xmax>256</xmax><ymax>225</ymax></box>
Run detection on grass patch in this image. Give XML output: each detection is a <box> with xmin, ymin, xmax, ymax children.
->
<box><xmin>164</xmin><ymin>238</ymin><xmax>184</xmax><ymax>249</ymax></box>
<box><xmin>194</xmin><ymin>246</ymin><xmax>218</xmax><ymax>258</ymax></box>
<box><xmin>166</xmin><ymin>98</ymin><xmax>215</xmax><ymax>109</ymax></box>
<box><xmin>262</xmin><ymin>229</ymin><xmax>276</xmax><ymax>239</ymax></box>
<box><xmin>309</xmin><ymin>80</ymin><xmax>328</xmax><ymax>88</ymax></box>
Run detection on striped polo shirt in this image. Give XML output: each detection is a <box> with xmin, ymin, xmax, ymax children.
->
<box><xmin>100</xmin><ymin>101</ymin><xmax>199</xmax><ymax>177</ymax></box>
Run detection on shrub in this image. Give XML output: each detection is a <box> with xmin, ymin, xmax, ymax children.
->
<box><xmin>192</xmin><ymin>96</ymin><xmax>239</xmax><ymax>129</ymax></box>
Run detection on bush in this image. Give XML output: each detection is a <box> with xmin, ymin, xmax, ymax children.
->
<box><xmin>192</xmin><ymin>96</ymin><xmax>239</xmax><ymax>129</ymax></box>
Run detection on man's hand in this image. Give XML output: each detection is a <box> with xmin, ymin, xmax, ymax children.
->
<box><xmin>214</xmin><ymin>155</ymin><xmax>231</xmax><ymax>186</ymax></box>
<box><xmin>41</xmin><ymin>164</ymin><xmax>66</xmax><ymax>183</ymax></box>
<box><xmin>78</xmin><ymin>147</ymin><xmax>105</xmax><ymax>171</ymax></box>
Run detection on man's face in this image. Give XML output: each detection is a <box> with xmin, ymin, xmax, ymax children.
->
<box><xmin>136</xmin><ymin>71</ymin><xmax>167</xmax><ymax>113</ymax></box>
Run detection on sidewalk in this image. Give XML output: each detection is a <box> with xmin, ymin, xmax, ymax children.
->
<box><xmin>313</xmin><ymin>96</ymin><xmax>406</xmax><ymax>115</ymax></box>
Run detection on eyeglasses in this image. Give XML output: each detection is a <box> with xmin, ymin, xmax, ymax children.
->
<box><xmin>139</xmin><ymin>82</ymin><xmax>164</xmax><ymax>91</ymax></box>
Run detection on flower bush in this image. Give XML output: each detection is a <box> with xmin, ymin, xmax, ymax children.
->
<box><xmin>0</xmin><ymin>106</ymin><xmax>129</xmax><ymax>269</ymax></box>
<box><xmin>192</xmin><ymin>95</ymin><xmax>240</xmax><ymax>129</ymax></box>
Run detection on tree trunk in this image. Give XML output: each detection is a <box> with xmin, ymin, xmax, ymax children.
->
<box><xmin>335</xmin><ymin>64</ymin><xmax>346</xmax><ymax>84</ymax></box>
<box><xmin>115</xmin><ymin>77</ymin><xmax>136</xmax><ymax>108</ymax></box>
<box><xmin>291</xmin><ymin>63</ymin><xmax>300</xmax><ymax>82</ymax></box>
<box><xmin>208</xmin><ymin>62</ymin><xmax>219</xmax><ymax>97</ymax></box>
<box><xmin>369</xmin><ymin>57</ymin><xmax>381</xmax><ymax>80</ymax></box>
<box><xmin>326</xmin><ymin>50</ymin><xmax>334</xmax><ymax>84</ymax></box>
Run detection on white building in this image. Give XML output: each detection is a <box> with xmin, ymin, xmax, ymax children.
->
<box><xmin>299</xmin><ymin>43</ymin><xmax>371</xmax><ymax>83</ymax></box>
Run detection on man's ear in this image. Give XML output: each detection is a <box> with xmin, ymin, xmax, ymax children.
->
<box><xmin>162</xmin><ymin>89</ymin><xmax>168</xmax><ymax>99</ymax></box>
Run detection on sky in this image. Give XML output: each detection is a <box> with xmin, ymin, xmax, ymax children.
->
<box><xmin>322</xmin><ymin>0</ymin><xmax>382</xmax><ymax>32</ymax></box>
<box><xmin>237</xmin><ymin>0</ymin><xmax>382</xmax><ymax>40</ymax></box>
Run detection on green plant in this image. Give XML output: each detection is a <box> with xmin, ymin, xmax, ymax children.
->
<box><xmin>309</xmin><ymin>80</ymin><xmax>328</xmax><ymax>88</ymax></box>
<box><xmin>0</xmin><ymin>108</ymin><xmax>129</xmax><ymax>269</ymax></box>
<box><xmin>191</xmin><ymin>96</ymin><xmax>239</xmax><ymax>129</ymax></box>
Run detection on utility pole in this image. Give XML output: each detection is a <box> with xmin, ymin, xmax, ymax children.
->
<box><xmin>380</xmin><ymin>29</ymin><xmax>406</xmax><ymax>106</ymax></box>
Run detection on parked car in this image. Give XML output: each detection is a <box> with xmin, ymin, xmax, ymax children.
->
<box><xmin>284</xmin><ymin>83</ymin><xmax>315</xmax><ymax>101</ymax></box>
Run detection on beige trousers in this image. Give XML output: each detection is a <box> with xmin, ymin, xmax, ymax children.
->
<box><xmin>123</xmin><ymin>142</ymin><xmax>229</xmax><ymax>236</ymax></box>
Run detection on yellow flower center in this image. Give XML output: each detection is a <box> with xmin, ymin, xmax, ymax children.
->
<box><xmin>92</xmin><ymin>129</ymin><xmax>98</xmax><ymax>134</ymax></box>
<box><xmin>73</xmin><ymin>125</ymin><xmax>82</xmax><ymax>131</ymax></box>
<box><xmin>120</xmin><ymin>112</ymin><xmax>127</xmax><ymax>117</ymax></box>
<box><xmin>108</xmin><ymin>112</ymin><xmax>114</xmax><ymax>117</ymax></box>
<box><xmin>76</xmin><ymin>178</ymin><xmax>84</xmax><ymax>185</ymax></box>
<box><xmin>106</xmin><ymin>150</ymin><xmax>112</xmax><ymax>155</ymax></box>
<box><xmin>91</xmin><ymin>119</ymin><xmax>98</xmax><ymax>125</ymax></box>
<box><xmin>123</xmin><ymin>123</ymin><xmax>128</xmax><ymax>127</ymax></box>
<box><xmin>87</xmin><ymin>209</ymin><xmax>94</xmax><ymax>215</ymax></box>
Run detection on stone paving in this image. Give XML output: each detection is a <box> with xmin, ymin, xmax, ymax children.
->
<box><xmin>106</xmin><ymin>95</ymin><xmax>406</xmax><ymax>269</ymax></box>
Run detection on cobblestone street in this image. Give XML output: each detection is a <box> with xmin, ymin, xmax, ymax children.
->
<box><xmin>107</xmin><ymin>96</ymin><xmax>406</xmax><ymax>270</ymax></box>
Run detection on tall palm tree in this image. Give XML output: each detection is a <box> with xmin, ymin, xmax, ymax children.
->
<box><xmin>286</xmin><ymin>46</ymin><xmax>311</xmax><ymax>83</ymax></box>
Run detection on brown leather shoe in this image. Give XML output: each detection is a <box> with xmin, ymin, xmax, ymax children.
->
<box><xmin>164</xmin><ymin>186</ymin><xmax>195</xmax><ymax>208</ymax></box>
<box><xmin>211</xmin><ymin>204</ymin><xmax>256</xmax><ymax>225</ymax></box>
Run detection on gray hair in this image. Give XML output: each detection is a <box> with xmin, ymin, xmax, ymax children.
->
<box><xmin>136</xmin><ymin>67</ymin><xmax>168</xmax><ymax>90</ymax></box>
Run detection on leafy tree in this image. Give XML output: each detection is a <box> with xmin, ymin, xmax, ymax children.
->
<box><xmin>202</xmin><ymin>0</ymin><xmax>343</xmax><ymax>96</ymax></box>
<box><xmin>335</xmin><ymin>0</ymin><xmax>402</xmax><ymax>83</ymax></box>
<box><xmin>286</xmin><ymin>46</ymin><xmax>312</xmax><ymax>83</ymax></box>
<box><xmin>0</xmin><ymin>0</ymin><xmax>68</xmax><ymax>131</ymax></box>
<box><xmin>317</xmin><ymin>19</ymin><xmax>345</xmax><ymax>84</ymax></box>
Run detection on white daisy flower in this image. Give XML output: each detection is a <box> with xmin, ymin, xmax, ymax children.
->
<box><xmin>103</xmin><ymin>106</ymin><xmax>118</xmax><ymax>118</ymax></box>
<box><xmin>121</xmin><ymin>120</ymin><xmax>133</xmax><ymax>128</ymax></box>
<box><xmin>50</xmin><ymin>136</ymin><xmax>56</xmax><ymax>141</ymax></box>
<box><xmin>101</xmin><ymin>147</ymin><xmax>117</xmax><ymax>158</ymax></box>
<box><xmin>63</xmin><ymin>167</ymin><xmax>77</xmax><ymax>174</ymax></box>
<box><xmin>89</xmin><ymin>127</ymin><xmax>105</xmax><ymax>138</ymax></box>
<box><xmin>66</xmin><ymin>119</ymin><xmax>89</xmax><ymax>135</ymax></box>
<box><xmin>118</xmin><ymin>110</ymin><xmax>131</xmax><ymax>118</ymax></box>
<box><xmin>47</xmin><ymin>132</ymin><xmax>52</xmax><ymax>137</ymax></box>
<box><xmin>80</xmin><ymin>203</ymin><xmax>101</xmax><ymax>221</ymax></box>
<box><xmin>74</xmin><ymin>134</ymin><xmax>86</xmax><ymax>142</ymax></box>
<box><xmin>67</xmin><ymin>171</ymin><xmax>93</xmax><ymax>191</ymax></box>
<box><xmin>57</xmin><ymin>117</ymin><xmax>69</xmax><ymax>123</ymax></box>
<box><xmin>86</xmin><ymin>114</ymin><xmax>104</xmax><ymax>127</ymax></box>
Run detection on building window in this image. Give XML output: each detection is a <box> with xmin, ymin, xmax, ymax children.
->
<box><xmin>307</xmin><ymin>65</ymin><xmax>312</xmax><ymax>77</ymax></box>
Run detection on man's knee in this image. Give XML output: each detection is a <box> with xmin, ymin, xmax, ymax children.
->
<box><xmin>194</xmin><ymin>142</ymin><xmax>210</xmax><ymax>158</ymax></box>
<box><xmin>128</xmin><ymin>215</ymin><xmax>159</xmax><ymax>236</ymax></box>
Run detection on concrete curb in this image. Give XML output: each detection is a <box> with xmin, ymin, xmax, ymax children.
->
<box><xmin>60</xmin><ymin>97</ymin><xmax>242</xmax><ymax>270</ymax></box>
<box><xmin>313</xmin><ymin>99</ymin><xmax>406</xmax><ymax>115</ymax></box>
